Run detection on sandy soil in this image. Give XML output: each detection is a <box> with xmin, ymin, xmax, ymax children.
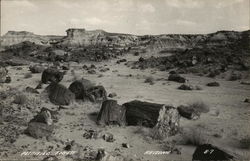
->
<box><xmin>0</xmin><ymin>52</ymin><xmax>250</xmax><ymax>161</ymax></box>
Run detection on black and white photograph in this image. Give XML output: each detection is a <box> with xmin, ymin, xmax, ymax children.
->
<box><xmin>0</xmin><ymin>0</ymin><xmax>249</xmax><ymax>160</ymax></box>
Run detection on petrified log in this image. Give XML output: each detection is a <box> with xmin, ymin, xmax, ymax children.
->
<box><xmin>41</xmin><ymin>68</ymin><xmax>65</xmax><ymax>84</ymax></box>
<box><xmin>46</xmin><ymin>83</ymin><xmax>75</xmax><ymax>105</ymax></box>
<box><xmin>123</xmin><ymin>100</ymin><xmax>180</xmax><ymax>137</ymax></box>
<box><xmin>68</xmin><ymin>79</ymin><xmax>94</xmax><ymax>99</ymax></box>
<box><xmin>97</xmin><ymin>100</ymin><xmax>126</xmax><ymax>126</ymax></box>
<box><xmin>177</xmin><ymin>105</ymin><xmax>200</xmax><ymax>120</ymax></box>
<box><xmin>192</xmin><ymin>144</ymin><xmax>234</xmax><ymax>161</ymax></box>
<box><xmin>86</xmin><ymin>85</ymin><xmax>107</xmax><ymax>102</ymax></box>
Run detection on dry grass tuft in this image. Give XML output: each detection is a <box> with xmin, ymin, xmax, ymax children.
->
<box><xmin>239</xmin><ymin>136</ymin><xmax>250</xmax><ymax>149</ymax></box>
<box><xmin>182</xmin><ymin>128</ymin><xmax>210</xmax><ymax>146</ymax></box>
<box><xmin>24</xmin><ymin>73</ymin><xmax>32</xmax><ymax>79</ymax></box>
<box><xmin>13</xmin><ymin>94</ymin><xmax>28</xmax><ymax>105</ymax></box>
<box><xmin>188</xmin><ymin>101</ymin><xmax>210</xmax><ymax>113</ymax></box>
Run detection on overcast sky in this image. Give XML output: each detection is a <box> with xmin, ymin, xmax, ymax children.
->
<box><xmin>1</xmin><ymin>0</ymin><xmax>249</xmax><ymax>36</ymax></box>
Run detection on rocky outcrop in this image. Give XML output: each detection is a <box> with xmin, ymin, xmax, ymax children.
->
<box><xmin>0</xmin><ymin>31</ymin><xmax>61</xmax><ymax>46</ymax></box>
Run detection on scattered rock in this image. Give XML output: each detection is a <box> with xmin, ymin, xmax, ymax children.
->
<box><xmin>83</xmin><ymin>129</ymin><xmax>99</xmax><ymax>139</ymax></box>
<box><xmin>177</xmin><ymin>105</ymin><xmax>200</xmax><ymax>120</ymax></box>
<box><xmin>144</xmin><ymin>76</ymin><xmax>155</xmax><ymax>85</ymax></box>
<box><xmin>168</xmin><ymin>74</ymin><xmax>186</xmax><ymax>83</ymax></box>
<box><xmin>41</xmin><ymin>68</ymin><xmax>65</xmax><ymax>84</ymax></box>
<box><xmin>61</xmin><ymin>64</ymin><xmax>70</xmax><ymax>70</ymax></box>
<box><xmin>97</xmin><ymin>100</ymin><xmax>126</xmax><ymax>126</ymax></box>
<box><xmin>46</xmin><ymin>82</ymin><xmax>75</xmax><ymax>105</ymax></box>
<box><xmin>64</xmin><ymin>144</ymin><xmax>72</xmax><ymax>151</ymax></box>
<box><xmin>207</xmin><ymin>82</ymin><xmax>220</xmax><ymax>87</ymax></box>
<box><xmin>29</xmin><ymin>65</ymin><xmax>45</xmax><ymax>73</ymax></box>
<box><xmin>244</xmin><ymin>98</ymin><xmax>250</xmax><ymax>103</ymax></box>
<box><xmin>122</xmin><ymin>143</ymin><xmax>130</xmax><ymax>148</ymax></box>
<box><xmin>36</xmin><ymin>82</ymin><xmax>44</xmax><ymax>89</ymax></box>
<box><xmin>102</xmin><ymin>133</ymin><xmax>115</xmax><ymax>142</ymax></box>
<box><xmin>30</xmin><ymin>108</ymin><xmax>53</xmax><ymax>125</ymax></box>
<box><xmin>108</xmin><ymin>92</ymin><xmax>117</xmax><ymax>98</ymax></box>
<box><xmin>86</xmin><ymin>85</ymin><xmax>107</xmax><ymax>102</ymax></box>
<box><xmin>26</xmin><ymin>87</ymin><xmax>39</xmax><ymax>94</ymax></box>
<box><xmin>178</xmin><ymin>84</ymin><xmax>193</xmax><ymax>90</ymax></box>
<box><xmin>5</xmin><ymin>76</ymin><xmax>11</xmax><ymax>83</ymax></box>
<box><xmin>241</xmin><ymin>81</ymin><xmax>250</xmax><ymax>85</ymax></box>
<box><xmin>26</xmin><ymin>122</ymin><xmax>54</xmax><ymax>139</ymax></box>
<box><xmin>42</xmin><ymin>156</ymin><xmax>59</xmax><ymax>161</ymax></box>
<box><xmin>88</xmin><ymin>69</ymin><xmax>96</xmax><ymax>74</ymax></box>
<box><xmin>192</xmin><ymin>144</ymin><xmax>234</xmax><ymax>161</ymax></box>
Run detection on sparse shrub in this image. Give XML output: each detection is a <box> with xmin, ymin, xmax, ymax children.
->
<box><xmin>182</xmin><ymin>129</ymin><xmax>210</xmax><ymax>146</ymax></box>
<box><xmin>144</xmin><ymin>76</ymin><xmax>155</xmax><ymax>85</ymax></box>
<box><xmin>188</xmin><ymin>101</ymin><xmax>210</xmax><ymax>113</ymax></box>
<box><xmin>229</xmin><ymin>72</ymin><xmax>242</xmax><ymax>81</ymax></box>
<box><xmin>239</xmin><ymin>136</ymin><xmax>250</xmax><ymax>149</ymax></box>
<box><xmin>24</xmin><ymin>73</ymin><xmax>32</xmax><ymax>79</ymax></box>
<box><xmin>13</xmin><ymin>94</ymin><xmax>27</xmax><ymax>105</ymax></box>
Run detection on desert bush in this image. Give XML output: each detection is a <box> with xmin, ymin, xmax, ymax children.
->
<box><xmin>24</xmin><ymin>73</ymin><xmax>32</xmax><ymax>79</ymax></box>
<box><xmin>182</xmin><ymin>128</ymin><xmax>210</xmax><ymax>146</ymax></box>
<box><xmin>188</xmin><ymin>101</ymin><xmax>210</xmax><ymax>113</ymax></box>
<box><xmin>239</xmin><ymin>136</ymin><xmax>250</xmax><ymax>149</ymax></box>
<box><xmin>144</xmin><ymin>76</ymin><xmax>155</xmax><ymax>85</ymax></box>
<box><xmin>13</xmin><ymin>94</ymin><xmax>27</xmax><ymax>105</ymax></box>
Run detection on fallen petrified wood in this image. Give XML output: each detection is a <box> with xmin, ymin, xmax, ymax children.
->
<box><xmin>26</xmin><ymin>122</ymin><xmax>54</xmax><ymax>139</ymax></box>
<box><xmin>192</xmin><ymin>144</ymin><xmax>234</xmax><ymax>161</ymax></box>
<box><xmin>41</xmin><ymin>68</ymin><xmax>65</xmax><ymax>84</ymax></box>
<box><xmin>68</xmin><ymin>79</ymin><xmax>94</xmax><ymax>99</ymax></box>
<box><xmin>97</xmin><ymin>100</ymin><xmax>126</xmax><ymax>126</ymax></box>
<box><xmin>46</xmin><ymin>83</ymin><xmax>75</xmax><ymax>105</ymax></box>
<box><xmin>123</xmin><ymin>100</ymin><xmax>180</xmax><ymax>137</ymax></box>
<box><xmin>86</xmin><ymin>85</ymin><xmax>107</xmax><ymax>102</ymax></box>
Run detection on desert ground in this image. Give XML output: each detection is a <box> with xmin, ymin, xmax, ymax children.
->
<box><xmin>0</xmin><ymin>49</ymin><xmax>250</xmax><ymax>161</ymax></box>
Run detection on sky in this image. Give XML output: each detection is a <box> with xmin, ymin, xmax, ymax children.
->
<box><xmin>1</xmin><ymin>0</ymin><xmax>249</xmax><ymax>36</ymax></box>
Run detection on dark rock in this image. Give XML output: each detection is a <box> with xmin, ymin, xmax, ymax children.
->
<box><xmin>0</xmin><ymin>67</ymin><xmax>8</xmax><ymax>83</ymax></box>
<box><xmin>41</xmin><ymin>68</ymin><xmax>65</xmax><ymax>84</ymax></box>
<box><xmin>192</xmin><ymin>144</ymin><xmax>234</xmax><ymax>161</ymax></box>
<box><xmin>36</xmin><ymin>82</ymin><xmax>43</xmax><ymax>89</ymax></box>
<box><xmin>139</xmin><ymin>57</ymin><xmax>144</xmax><ymax>62</ymax></box>
<box><xmin>102</xmin><ymin>133</ymin><xmax>115</xmax><ymax>142</ymax></box>
<box><xmin>122</xmin><ymin>143</ymin><xmax>130</xmax><ymax>148</ymax></box>
<box><xmin>62</xmin><ymin>64</ymin><xmax>70</xmax><ymax>70</ymax></box>
<box><xmin>207</xmin><ymin>82</ymin><xmax>220</xmax><ymax>87</ymax></box>
<box><xmin>30</xmin><ymin>108</ymin><xmax>53</xmax><ymax>125</ymax></box>
<box><xmin>86</xmin><ymin>85</ymin><xmax>107</xmax><ymax>102</ymax></box>
<box><xmin>26</xmin><ymin>122</ymin><xmax>54</xmax><ymax>139</ymax></box>
<box><xmin>108</xmin><ymin>92</ymin><xmax>117</xmax><ymax>98</ymax></box>
<box><xmin>5</xmin><ymin>76</ymin><xmax>11</xmax><ymax>83</ymax></box>
<box><xmin>68</xmin><ymin>79</ymin><xmax>94</xmax><ymax>100</ymax></box>
<box><xmin>168</xmin><ymin>74</ymin><xmax>186</xmax><ymax>83</ymax></box>
<box><xmin>244</xmin><ymin>98</ymin><xmax>250</xmax><ymax>103</ymax></box>
<box><xmin>97</xmin><ymin>100</ymin><xmax>126</xmax><ymax>126</ymax></box>
<box><xmin>169</xmin><ymin>70</ymin><xmax>177</xmax><ymax>74</ymax></box>
<box><xmin>178</xmin><ymin>84</ymin><xmax>193</xmax><ymax>90</ymax></box>
<box><xmin>29</xmin><ymin>65</ymin><xmax>45</xmax><ymax>73</ymax></box>
<box><xmin>88</xmin><ymin>69</ymin><xmax>96</xmax><ymax>74</ymax></box>
<box><xmin>134</xmin><ymin>52</ymin><xmax>139</xmax><ymax>56</ymax></box>
<box><xmin>83</xmin><ymin>129</ymin><xmax>99</xmax><ymax>139</ymax></box>
<box><xmin>46</xmin><ymin>83</ymin><xmax>75</xmax><ymax>105</ymax></box>
<box><xmin>42</xmin><ymin>156</ymin><xmax>59</xmax><ymax>161</ymax></box>
<box><xmin>177</xmin><ymin>105</ymin><xmax>200</xmax><ymax>120</ymax></box>
<box><xmin>64</xmin><ymin>144</ymin><xmax>72</xmax><ymax>151</ymax></box>
<box><xmin>26</xmin><ymin>87</ymin><xmax>39</xmax><ymax>94</ymax></box>
<box><xmin>90</xmin><ymin>64</ymin><xmax>96</xmax><ymax>69</ymax></box>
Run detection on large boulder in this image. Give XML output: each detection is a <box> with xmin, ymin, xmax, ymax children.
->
<box><xmin>97</xmin><ymin>100</ymin><xmax>126</xmax><ymax>126</ymax></box>
<box><xmin>168</xmin><ymin>74</ymin><xmax>186</xmax><ymax>83</ymax></box>
<box><xmin>192</xmin><ymin>144</ymin><xmax>234</xmax><ymax>161</ymax></box>
<box><xmin>41</xmin><ymin>68</ymin><xmax>65</xmax><ymax>84</ymax></box>
<box><xmin>46</xmin><ymin>83</ymin><xmax>75</xmax><ymax>105</ymax></box>
<box><xmin>68</xmin><ymin>79</ymin><xmax>94</xmax><ymax>99</ymax></box>
<box><xmin>86</xmin><ymin>85</ymin><xmax>107</xmax><ymax>102</ymax></box>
